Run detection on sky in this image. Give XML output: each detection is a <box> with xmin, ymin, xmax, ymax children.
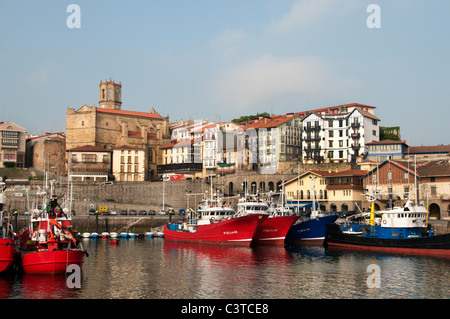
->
<box><xmin>0</xmin><ymin>0</ymin><xmax>449</xmax><ymax>146</ymax></box>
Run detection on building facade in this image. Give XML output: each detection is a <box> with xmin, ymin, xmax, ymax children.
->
<box><xmin>67</xmin><ymin>145</ymin><xmax>112</xmax><ymax>182</ymax></box>
<box><xmin>112</xmin><ymin>145</ymin><xmax>147</xmax><ymax>181</ymax></box>
<box><xmin>0</xmin><ymin>121</ymin><xmax>27</xmax><ymax>168</ymax></box>
<box><xmin>302</xmin><ymin>104</ymin><xmax>380</xmax><ymax>164</ymax></box>
<box><xmin>26</xmin><ymin>132</ymin><xmax>66</xmax><ymax>176</ymax></box>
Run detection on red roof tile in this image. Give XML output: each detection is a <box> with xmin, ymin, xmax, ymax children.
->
<box><xmin>97</xmin><ymin>108</ymin><xmax>162</xmax><ymax>120</ymax></box>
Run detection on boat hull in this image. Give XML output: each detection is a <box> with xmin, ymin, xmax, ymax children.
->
<box><xmin>252</xmin><ymin>215</ymin><xmax>300</xmax><ymax>245</ymax></box>
<box><xmin>0</xmin><ymin>239</ymin><xmax>15</xmax><ymax>273</ymax></box>
<box><xmin>21</xmin><ymin>249</ymin><xmax>84</xmax><ymax>274</ymax></box>
<box><xmin>285</xmin><ymin>214</ymin><xmax>339</xmax><ymax>244</ymax></box>
<box><xmin>324</xmin><ymin>223</ymin><xmax>450</xmax><ymax>257</ymax></box>
<box><xmin>164</xmin><ymin>214</ymin><xmax>267</xmax><ymax>246</ymax></box>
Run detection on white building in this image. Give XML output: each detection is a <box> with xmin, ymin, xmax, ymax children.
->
<box><xmin>112</xmin><ymin>145</ymin><xmax>147</xmax><ymax>181</ymax></box>
<box><xmin>302</xmin><ymin>104</ymin><xmax>380</xmax><ymax>164</ymax></box>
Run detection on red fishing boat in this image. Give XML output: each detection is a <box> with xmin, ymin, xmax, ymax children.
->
<box><xmin>0</xmin><ymin>178</ymin><xmax>16</xmax><ymax>273</ymax></box>
<box><xmin>236</xmin><ymin>192</ymin><xmax>299</xmax><ymax>245</ymax></box>
<box><xmin>19</xmin><ymin>193</ymin><xmax>87</xmax><ymax>275</ymax></box>
<box><xmin>253</xmin><ymin>215</ymin><xmax>300</xmax><ymax>245</ymax></box>
<box><xmin>164</xmin><ymin>192</ymin><xmax>267</xmax><ymax>245</ymax></box>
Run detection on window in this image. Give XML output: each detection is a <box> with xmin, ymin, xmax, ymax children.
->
<box><xmin>387</xmin><ymin>171</ymin><xmax>392</xmax><ymax>180</ymax></box>
<box><xmin>2</xmin><ymin>139</ymin><xmax>18</xmax><ymax>146</ymax></box>
<box><xmin>82</xmin><ymin>154</ymin><xmax>96</xmax><ymax>162</ymax></box>
<box><xmin>373</xmin><ymin>130</ymin><xmax>377</xmax><ymax>136</ymax></box>
<box><xmin>2</xmin><ymin>131</ymin><xmax>18</xmax><ymax>138</ymax></box>
<box><xmin>329</xmin><ymin>130</ymin><xmax>334</xmax><ymax>138</ymax></box>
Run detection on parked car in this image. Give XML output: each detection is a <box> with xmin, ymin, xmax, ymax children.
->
<box><xmin>139</xmin><ymin>210</ymin><xmax>147</xmax><ymax>215</ymax></box>
<box><xmin>89</xmin><ymin>209</ymin><xmax>97</xmax><ymax>215</ymax></box>
<box><xmin>129</xmin><ymin>210</ymin><xmax>137</xmax><ymax>215</ymax></box>
<box><xmin>120</xmin><ymin>210</ymin><xmax>128</xmax><ymax>215</ymax></box>
<box><xmin>148</xmin><ymin>210</ymin><xmax>156</xmax><ymax>215</ymax></box>
<box><xmin>110</xmin><ymin>210</ymin><xmax>117</xmax><ymax>215</ymax></box>
<box><xmin>158</xmin><ymin>210</ymin><xmax>166</xmax><ymax>215</ymax></box>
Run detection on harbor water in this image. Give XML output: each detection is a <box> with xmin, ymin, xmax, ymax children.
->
<box><xmin>1</xmin><ymin>237</ymin><xmax>449</xmax><ymax>299</ymax></box>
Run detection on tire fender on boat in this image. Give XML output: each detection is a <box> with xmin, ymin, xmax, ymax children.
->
<box><xmin>210</xmin><ymin>217</ymin><xmax>215</xmax><ymax>224</ymax></box>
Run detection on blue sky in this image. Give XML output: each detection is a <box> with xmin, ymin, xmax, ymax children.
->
<box><xmin>1</xmin><ymin>0</ymin><xmax>449</xmax><ymax>146</ymax></box>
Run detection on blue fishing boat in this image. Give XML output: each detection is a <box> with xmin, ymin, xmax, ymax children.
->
<box><xmin>324</xmin><ymin>196</ymin><xmax>450</xmax><ymax>257</ymax></box>
<box><xmin>285</xmin><ymin>213</ymin><xmax>339</xmax><ymax>244</ymax></box>
<box><xmin>285</xmin><ymin>177</ymin><xmax>339</xmax><ymax>244</ymax></box>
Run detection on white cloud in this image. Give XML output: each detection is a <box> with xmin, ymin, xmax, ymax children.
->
<box><xmin>269</xmin><ymin>0</ymin><xmax>358</xmax><ymax>33</ymax></box>
<box><xmin>212</xmin><ymin>54</ymin><xmax>357</xmax><ymax>110</ymax></box>
<box><xmin>26</xmin><ymin>61</ymin><xmax>61</xmax><ymax>87</ymax></box>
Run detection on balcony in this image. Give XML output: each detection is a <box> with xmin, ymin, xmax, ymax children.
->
<box><xmin>351</xmin><ymin>133</ymin><xmax>360</xmax><ymax>139</ymax></box>
<box><xmin>304</xmin><ymin>126</ymin><xmax>321</xmax><ymax>132</ymax></box>
<box><xmin>351</xmin><ymin>122</ymin><xmax>360</xmax><ymax>129</ymax></box>
<box><xmin>304</xmin><ymin>135</ymin><xmax>321</xmax><ymax>142</ymax></box>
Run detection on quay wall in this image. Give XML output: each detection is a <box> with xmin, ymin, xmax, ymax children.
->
<box><xmin>13</xmin><ymin>215</ymin><xmax>183</xmax><ymax>234</ymax></box>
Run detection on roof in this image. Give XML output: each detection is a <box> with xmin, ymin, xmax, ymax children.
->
<box><xmin>366</xmin><ymin>139</ymin><xmax>407</xmax><ymax>145</ymax></box>
<box><xmin>326</xmin><ymin>169</ymin><xmax>368</xmax><ymax>177</ymax></box>
<box><xmin>66</xmin><ymin>145</ymin><xmax>112</xmax><ymax>152</ymax></box>
<box><xmin>363</xmin><ymin>160</ymin><xmax>418</xmax><ymax>178</ymax></box>
<box><xmin>416</xmin><ymin>160</ymin><xmax>450</xmax><ymax>177</ymax></box>
<box><xmin>96</xmin><ymin>108</ymin><xmax>162</xmax><ymax>120</ymax></box>
<box><xmin>406</xmin><ymin>145</ymin><xmax>450</xmax><ymax>155</ymax></box>
<box><xmin>113</xmin><ymin>145</ymin><xmax>143</xmax><ymax>150</ymax></box>
<box><xmin>240</xmin><ymin>113</ymin><xmax>302</xmax><ymax>130</ymax></box>
<box><xmin>285</xmin><ymin>169</ymin><xmax>366</xmax><ymax>184</ymax></box>
<box><xmin>160</xmin><ymin>139</ymin><xmax>194</xmax><ymax>149</ymax></box>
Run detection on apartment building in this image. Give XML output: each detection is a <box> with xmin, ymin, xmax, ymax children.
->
<box><xmin>112</xmin><ymin>145</ymin><xmax>147</xmax><ymax>181</ymax></box>
<box><xmin>239</xmin><ymin>113</ymin><xmax>303</xmax><ymax>173</ymax></box>
<box><xmin>67</xmin><ymin>145</ymin><xmax>112</xmax><ymax>182</ymax></box>
<box><xmin>302</xmin><ymin>104</ymin><xmax>380</xmax><ymax>164</ymax></box>
<box><xmin>0</xmin><ymin>121</ymin><xmax>27</xmax><ymax>168</ymax></box>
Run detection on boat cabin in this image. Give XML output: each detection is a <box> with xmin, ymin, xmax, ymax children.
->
<box><xmin>378</xmin><ymin>201</ymin><xmax>428</xmax><ymax>228</ymax></box>
<box><xmin>197</xmin><ymin>206</ymin><xmax>235</xmax><ymax>225</ymax></box>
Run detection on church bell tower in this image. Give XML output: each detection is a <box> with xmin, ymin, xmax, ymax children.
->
<box><xmin>99</xmin><ymin>79</ymin><xmax>122</xmax><ymax>110</ymax></box>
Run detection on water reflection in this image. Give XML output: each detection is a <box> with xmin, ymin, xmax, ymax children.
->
<box><xmin>2</xmin><ymin>238</ymin><xmax>449</xmax><ymax>299</ymax></box>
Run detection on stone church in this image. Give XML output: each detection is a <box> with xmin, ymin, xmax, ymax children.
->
<box><xmin>66</xmin><ymin>80</ymin><xmax>171</xmax><ymax>180</ymax></box>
